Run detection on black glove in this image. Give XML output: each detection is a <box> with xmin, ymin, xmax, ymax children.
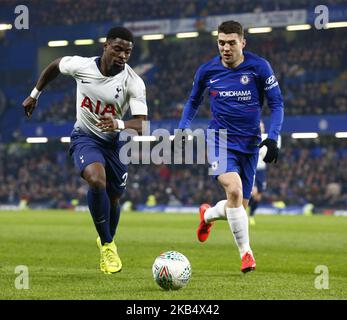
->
<box><xmin>258</xmin><ymin>138</ymin><xmax>279</xmax><ymax>163</ymax></box>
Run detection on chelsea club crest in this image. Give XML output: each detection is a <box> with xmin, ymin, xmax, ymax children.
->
<box><xmin>240</xmin><ymin>75</ymin><xmax>250</xmax><ymax>85</ymax></box>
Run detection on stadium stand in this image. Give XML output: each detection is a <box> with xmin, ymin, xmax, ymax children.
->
<box><xmin>2</xmin><ymin>0</ymin><xmax>346</xmax><ymax>26</ymax></box>
<box><xmin>28</xmin><ymin>27</ymin><xmax>347</xmax><ymax>124</ymax></box>
<box><xmin>0</xmin><ymin>0</ymin><xmax>346</xmax><ymax>212</ymax></box>
<box><xmin>0</xmin><ymin>137</ymin><xmax>346</xmax><ymax>210</ymax></box>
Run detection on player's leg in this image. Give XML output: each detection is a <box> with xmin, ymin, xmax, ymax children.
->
<box><xmin>203</xmin><ymin>200</ymin><xmax>227</xmax><ymax>223</ymax></box>
<box><xmin>250</xmin><ymin>169</ymin><xmax>265</xmax><ymax>224</ymax></box>
<box><xmin>197</xmin><ymin>200</ymin><xmax>227</xmax><ymax>242</ymax></box>
<box><xmin>238</xmin><ymin>153</ymin><xmax>259</xmax><ymax>272</ymax></box>
<box><xmin>107</xmin><ymin>192</ymin><xmax>122</xmax><ymax>239</ymax></box>
<box><xmin>83</xmin><ymin>163</ymin><xmax>113</xmax><ymax>245</ymax></box>
<box><xmin>198</xmin><ymin>137</ymin><xmax>230</xmax><ymax>241</ymax></box>
<box><xmin>218</xmin><ymin>172</ymin><xmax>256</xmax><ymax>273</ymax></box>
<box><xmin>249</xmin><ymin>186</ymin><xmax>258</xmax><ymax>217</ymax></box>
<box><xmin>70</xmin><ymin>129</ymin><xmax>120</xmax><ymax>274</ymax></box>
<box><xmin>95</xmin><ymin>145</ymin><xmax>128</xmax><ymax>272</ymax></box>
<box><xmin>83</xmin><ymin>166</ymin><xmax>122</xmax><ymax>274</ymax></box>
<box><xmin>104</xmin><ymin>146</ymin><xmax>128</xmax><ymax>239</ymax></box>
<box><xmin>96</xmin><ymin>189</ymin><xmax>123</xmax><ymax>273</ymax></box>
<box><xmin>218</xmin><ymin>172</ymin><xmax>252</xmax><ymax>257</ymax></box>
<box><xmin>203</xmin><ymin>194</ymin><xmax>249</xmax><ymax>225</ymax></box>
<box><xmin>70</xmin><ymin>129</ymin><xmax>112</xmax><ymax>245</ymax></box>
<box><xmin>84</xmin><ymin>163</ymin><xmax>122</xmax><ymax>273</ymax></box>
<box><xmin>249</xmin><ymin>186</ymin><xmax>258</xmax><ymax>226</ymax></box>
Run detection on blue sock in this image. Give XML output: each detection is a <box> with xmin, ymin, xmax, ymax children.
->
<box><xmin>109</xmin><ymin>204</ymin><xmax>121</xmax><ymax>239</ymax></box>
<box><xmin>87</xmin><ymin>187</ymin><xmax>112</xmax><ymax>245</ymax></box>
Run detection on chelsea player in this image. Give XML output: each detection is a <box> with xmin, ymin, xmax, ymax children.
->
<box><xmin>177</xmin><ymin>21</ymin><xmax>284</xmax><ymax>273</ymax></box>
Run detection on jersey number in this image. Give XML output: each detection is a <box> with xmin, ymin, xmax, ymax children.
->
<box><xmin>120</xmin><ymin>173</ymin><xmax>128</xmax><ymax>187</ymax></box>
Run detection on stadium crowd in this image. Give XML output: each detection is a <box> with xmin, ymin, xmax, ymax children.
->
<box><xmin>33</xmin><ymin>27</ymin><xmax>347</xmax><ymax>124</ymax></box>
<box><xmin>0</xmin><ymin>137</ymin><xmax>346</xmax><ymax>210</ymax></box>
<box><xmin>1</xmin><ymin>1</ymin><xmax>347</xmax><ymax>212</ymax></box>
<box><xmin>2</xmin><ymin>0</ymin><xmax>345</xmax><ymax>26</ymax></box>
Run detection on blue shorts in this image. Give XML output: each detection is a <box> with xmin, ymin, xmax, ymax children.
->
<box><xmin>255</xmin><ymin>169</ymin><xmax>266</xmax><ymax>193</ymax></box>
<box><xmin>208</xmin><ymin>145</ymin><xmax>258</xmax><ymax>200</ymax></box>
<box><xmin>69</xmin><ymin>127</ymin><xmax>128</xmax><ymax>195</ymax></box>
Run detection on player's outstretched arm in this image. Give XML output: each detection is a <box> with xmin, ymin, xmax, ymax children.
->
<box><xmin>171</xmin><ymin>66</ymin><xmax>206</xmax><ymax>152</ymax></box>
<box><xmin>22</xmin><ymin>58</ymin><xmax>62</xmax><ymax>118</ymax></box>
<box><xmin>259</xmin><ymin>60</ymin><xmax>284</xmax><ymax>164</ymax></box>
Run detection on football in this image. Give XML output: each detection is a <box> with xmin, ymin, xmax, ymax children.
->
<box><xmin>152</xmin><ymin>251</ymin><xmax>192</xmax><ymax>290</ymax></box>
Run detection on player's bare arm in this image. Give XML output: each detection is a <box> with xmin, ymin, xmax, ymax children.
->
<box><xmin>96</xmin><ymin>115</ymin><xmax>147</xmax><ymax>134</ymax></box>
<box><xmin>22</xmin><ymin>58</ymin><xmax>62</xmax><ymax>118</ymax></box>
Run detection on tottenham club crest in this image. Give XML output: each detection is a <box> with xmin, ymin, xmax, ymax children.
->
<box><xmin>240</xmin><ymin>75</ymin><xmax>250</xmax><ymax>85</ymax></box>
<box><xmin>115</xmin><ymin>87</ymin><xmax>122</xmax><ymax>99</ymax></box>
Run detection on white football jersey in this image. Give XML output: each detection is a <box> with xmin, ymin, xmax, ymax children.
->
<box><xmin>59</xmin><ymin>55</ymin><xmax>148</xmax><ymax>141</ymax></box>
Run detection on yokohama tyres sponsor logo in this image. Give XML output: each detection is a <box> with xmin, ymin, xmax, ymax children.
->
<box><xmin>219</xmin><ymin>90</ymin><xmax>251</xmax><ymax>97</ymax></box>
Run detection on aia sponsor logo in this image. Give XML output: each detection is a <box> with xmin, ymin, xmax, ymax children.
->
<box><xmin>80</xmin><ymin>96</ymin><xmax>121</xmax><ymax>116</ymax></box>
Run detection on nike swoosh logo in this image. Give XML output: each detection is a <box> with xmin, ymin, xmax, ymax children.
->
<box><xmin>210</xmin><ymin>79</ymin><xmax>220</xmax><ymax>84</ymax></box>
<box><xmin>81</xmin><ymin>80</ymin><xmax>91</xmax><ymax>84</ymax></box>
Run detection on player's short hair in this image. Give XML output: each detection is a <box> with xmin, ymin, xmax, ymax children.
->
<box><xmin>218</xmin><ymin>21</ymin><xmax>244</xmax><ymax>38</ymax></box>
<box><xmin>106</xmin><ymin>27</ymin><xmax>134</xmax><ymax>44</ymax></box>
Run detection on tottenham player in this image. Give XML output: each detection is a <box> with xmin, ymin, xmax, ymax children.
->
<box><xmin>22</xmin><ymin>27</ymin><xmax>148</xmax><ymax>274</ymax></box>
<box><xmin>176</xmin><ymin>21</ymin><xmax>283</xmax><ymax>273</ymax></box>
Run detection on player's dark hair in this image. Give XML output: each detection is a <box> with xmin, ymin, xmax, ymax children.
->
<box><xmin>106</xmin><ymin>27</ymin><xmax>134</xmax><ymax>43</ymax></box>
<box><xmin>218</xmin><ymin>21</ymin><xmax>244</xmax><ymax>38</ymax></box>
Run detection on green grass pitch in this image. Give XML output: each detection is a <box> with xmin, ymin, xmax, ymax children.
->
<box><xmin>0</xmin><ymin>210</ymin><xmax>346</xmax><ymax>300</ymax></box>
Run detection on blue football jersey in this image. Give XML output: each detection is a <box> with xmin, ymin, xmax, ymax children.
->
<box><xmin>178</xmin><ymin>51</ymin><xmax>284</xmax><ymax>154</ymax></box>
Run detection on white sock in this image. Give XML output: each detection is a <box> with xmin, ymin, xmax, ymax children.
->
<box><xmin>204</xmin><ymin>200</ymin><xmax>227</xmax><ymax>223</ymax></box>
<box><xmin>226</xmin><ymin>205</ymin><xmax>252</xmax><ymax>258</ymax></box>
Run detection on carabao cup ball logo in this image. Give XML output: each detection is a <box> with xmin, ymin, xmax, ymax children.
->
<box><xmin>240</xmin><ymin>75</ymin><xmax>250</xmax><ymax>85</ymax></box>
<box><xmin>152</xmin><ymin>251</ymin><xmax>192</xmax><ymax>290</ymax></box>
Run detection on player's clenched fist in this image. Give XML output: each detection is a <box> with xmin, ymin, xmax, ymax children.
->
<box><xmin>22</xmin><ymin>96</ymin><xmax>38</xmax><ymax>118</ymax></box>
<box><xmin>96</xmin><ymin>117</ymin><xmax>125</xmax><ymax>132</ymax></box>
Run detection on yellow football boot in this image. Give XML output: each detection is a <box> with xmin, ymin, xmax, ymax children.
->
<box><xmin>97</xmin><ymin>237</ymin><xmax>122</xmax><ymax>274</ymax></box>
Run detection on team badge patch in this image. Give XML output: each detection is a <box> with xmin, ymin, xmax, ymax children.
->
<box><xmin>240</xmin><ymin>75</ymin><xmax>250</xmax><ymax>85</ymax></box>
<box><xmin>115</xmin><ymin>87</ymin><xmax>122</xmax><ymax>99</ymax></box>
<box><xmin>265</xmin><ymin>75</ymin><xmax>276</xmax><ymax>85</ymax></box>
